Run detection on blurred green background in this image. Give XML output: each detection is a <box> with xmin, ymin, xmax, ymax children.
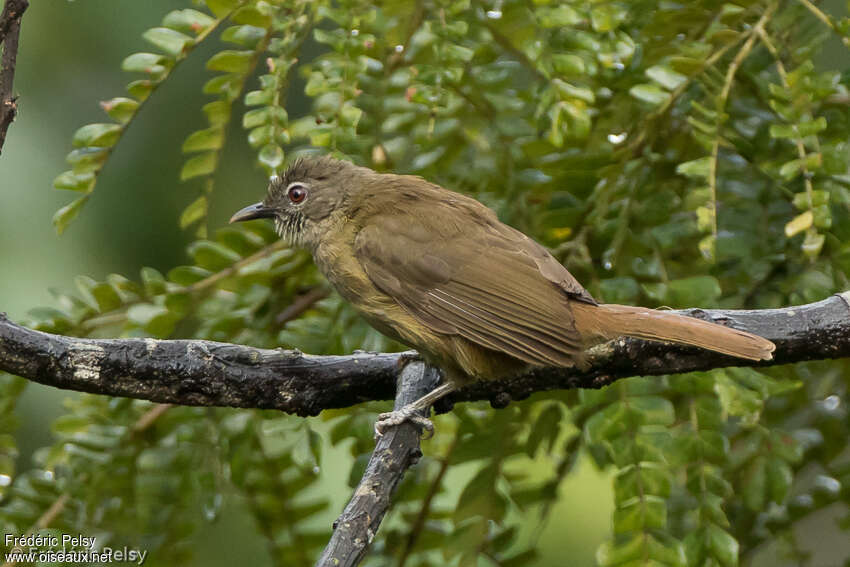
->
<box><xmin>0</xmin><ymin>2</ymin><xmax>613</xmax><ymax>565</ymax></box>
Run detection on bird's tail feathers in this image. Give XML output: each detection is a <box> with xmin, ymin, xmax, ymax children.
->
<box><xmin>572</xmin><ymin>302</ymin><xmax>775</xmax><ymax>361</ymax></box>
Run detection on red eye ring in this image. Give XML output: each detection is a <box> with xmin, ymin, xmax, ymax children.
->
<box><xmin>287</xmin><ymin>184</ymin><xmax>308</xmax><ymax>204</ymax></box>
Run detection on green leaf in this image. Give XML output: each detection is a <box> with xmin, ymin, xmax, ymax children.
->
<box><xmin>552</xmin><ymin>79</ymin><xmax>595</xmax><ymax>103</ymax></box>
<box><xmin>628</xmin><ymin>396</ymin><xmax>676</xmax><ymax>427</ymax></box>
<box><xmin>714</xmin><ymin>372</ymin><xmax>762</xmax><ymax>423</ymax></box>
<box><xmin>143</xmin><ymin>27</ymin><xmax>194</xmax><ymax>57</ymax></box>
<box><xmin>444</xmin><ymin>44</ymin><xmax>474</xmax><ymax>63</ymax></box>
<box><xmin>203</xmin><ymin>100</ymin><xmax>231</xmax><ymax>127</ymax></box>
<box><xmin>180</xmin><ymin>152</ymin><xmax>217</xmax><ymax>180</ymax></box>
<box><xmin>203</xmin><ymin>74</ymin><xmax>242</xmax><ymax>98</ymax></box>
<box><xmin>188</xmin><ymin>240</ymin><xmax>241</xmax><ymax>271</ymax></box>
<box><xmin>706</xmin><ymin>524</ymin><xmax>738</xmax><ymax>567</ymax></box>
<box><xmin>615</xmin><ymin>463</ymin><xmax>671</xmax><ymax>504</ymax></box>
<box><xmin>665</xmin><ymin>276</ymin><xmax>721</xmax><ymax>306</ymax></box>
<box><xmin>66</xmin><ymin>147</ymin><xmax>109</xmax><ymax>173</ymax></box>
<box><xmin>162</xmin><ymin>9</ymin><xmax>215</xmax><ymax>35</ymax></box>
<box><xmin>630</xmin><ymin>83</ymin><xmax>670</xmax><ymax>106</ymax></box>
<box><xmin>99</xmin><ymin>97</ymin><xmax>139</xmax><ymax>124</ymax></box>
<box><xmin>242</xmin><ymin>107</ymin><xmax>286</xmax><ymax>129</ymax></box>
<box><xmin>247</xmin><ymin>125</ymin><xmax>272</xmax><ymax>147</ymax></box>
<box><xmin>339</xmin><ymin>104</ymin><xmax>363</xmax><ymax>128</ymax></box>
<box><xmin>525</xmin><ymin>404</ymin><xmax>562</xmax><ymax>457</ymax></box>
<box><xmin>206</xmin><ymin>0</ymin><xmax>240</xmax><ymax>18</ymax></box>
<box><xmin>646</xmin><ymin>65</ymin><xmax>687</xmax><ymax>90</ymax></box>
<box><xmin>182</xmin><ymin>127</ymin><xmax>224</xmax><ymax>152</ymax></box>
<box><xmin>206</xmin><ymin>50</ymin><xmax>254</xmax><ymax>74</ymax></box>
<box><xmin>766</xmin><ymin>457</ymin><xmax>792</xmax><ymax>504</ymax></box>
<box><xmin>769</xmin><ymin>117</ymin><xmax>826</xmax><ymax>139</ymax></box>
<box><xmin>168</xmin><ymin>265</ymin><xmax>212</xmax><ymax>286</ymax></box>
<box><xmin>313</xmin><ymin>28</ymin><xmax>344</xmax><ymax>50</ymax></box>
<box><xmin>127</xmin><ymin>304</ymin><xmax>179</xmax><ymax>337</ymax></box>
<box><xmin>127</xmin><ymin>79</ymin><xmax>155</xmax><ymax>101</ymax></box>
<box><xmin>455</xmin><ymin>465</ymin><xmax>506</xmax><ymax>522</ymax></box>
<box><xmin>698</xmin><ymin>234</ymin><xmax>715</xmax><ymax>262</ymax></box>
<box><xmin>784</xmin><ymin>210</ymin><xmax>813</xmax><ymax>237</ymax></box>
<box><xmin>141</xmin><ymin>267</ymin><xmax>167</xmax><ymax>296</ymax></box>
<box><xmin>551</xmin><ymin>54</ymin><xmax>585</xmax><ymax>76</ymax></box>
<box><xmin>597</xmin><ymin>534</ymin><xmax>643</xmax><ymax>566</ymax></box>
<box><xmin>121</xmin><ymin>52</ymin><xmax>170</xmax><ymax>75</ymax></box>
<box><xmin>242</xmin><ymin>108</ymin><xmax>269</xmax><ymax>129</ymax></box>
<box><xmin>599</xmin><ymin>277</ymin><xmax>639</xmax><ymax>304</ymax></box>
<box><xmin>180</xmin><ymin>195</ymin><xmax>208</xmax><ymax>229</ymax></box>
<box><xmin>90</xmin><ymin>282</ymin><xmax>122</xmax><ymax>312</ymax></box>
<box><xmin>537</xmin><ymin>5</ymin><xmax>581</xmax><ymax>27</ymax></box>
<box><xmin>613</xmin><ymin>495</ymin><xmax>667</xmax><ymax>533</ymax></box>
<box><xmin>742</xmin><ymin>457</ymin><xmax>767</xmax><ymax>511</ymax></box>
<box><xmin>245</xmin><ymin>89</ymin><xmax>273</xmax><ymax>106</ymax></box>
<box><xmin>676</xmin><ymin>157</ymin><xmax>711</xmax><ymax>179</ymax></box>
<box><xmin>801</xmin><ymin>229</ymin><xmax>825</xmax><ymax>259</ymax></box>
<box><xmin>127</xmin><ymin>304</ymin><xmax>166</xmax><ymax>326</ymax></box>
<box><xmin>165</xmin><ymin>291</ymin><xmax>191</xmax><ymax>316</ymax></box>
<box><xmin>696</xmin><ymin>205</ymin><xmax>715</xmax><ymax>233</ymax></box>
<box><xmin>792</xmin><ymin>190</ymin><xmax>829</xmax><ymax>209</ymax></box>
<box><xmin>258</xmin><ymin>144</ymin><xmax>284</xmax><ymax>171</ymax></box>
<box><xmin>221</xmin><ymin>24</ymin><xmax>267</xmax><ymax>47</ymax></box>
<box><xmin>53</xmin><ymin>196</ymin><xmax>89</xmax><ymax>234</ymax></box>
<box><xmin>591</xmin><ymin>4</ymin><xmax>621</xmax><ymax>32</ymax></box>
<box><xmin>778</xmin><ymin>158</ymin><xmax>802</xmax><ymax>180</ymax></box>
<box><xmin>231</xmin><ymin>5</ymin><xmax>271</xmax><ymax>27</ymax></box>
<box><xmin>72</xmin><ymin>123</ymin><xmax>122</xmax><ymax>148</ymax></box>
<box><xmin>53</xmin><ymin>171</ymin><xmax>95</xmax><ymax>193</ymax></box>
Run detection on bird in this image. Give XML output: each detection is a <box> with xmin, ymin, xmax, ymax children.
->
<box><xmin>231</xmin><ymin>155</ymin><xmax>775</xmax><ymax>436</ymax></box>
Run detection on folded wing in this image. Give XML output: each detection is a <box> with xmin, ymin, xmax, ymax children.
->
<box><xmin>354</xmin><ymin>208</ymin><xmax>591</xmax><ymax>367</ymax></box>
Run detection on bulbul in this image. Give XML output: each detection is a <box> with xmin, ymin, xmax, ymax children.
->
<box><xmin>231</xmin><ymin>156</ymin><xmax>775</xmax><ymax>435</ymax></box>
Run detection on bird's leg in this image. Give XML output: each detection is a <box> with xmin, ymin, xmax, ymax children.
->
<box><xmin>374</xmin><ymin>382</ymin><xmax>456</xmax><ymax>439</ymax></box>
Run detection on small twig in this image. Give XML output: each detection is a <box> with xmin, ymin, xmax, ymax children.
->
<box><xmin>315</xmin><ymin>361</ymin><xmax>440</xmax><ymax>567</ymax></box>
<box><xmin>131</xmin><ymin>403</ymin><xmax>173</xmax><ymax>434</ymax></box>
<box><xmin>185</xmin><ymin>240</ymin><xmax>289</xmax><ymax>294</ymax></box>
<box><xmin>398</xmin><ymin>432</ymin><xmax>457</xmax><ymax>567</ymax></box>
<box><xmin>481</xmin><ymin>18</ymin><xmax>547</xmax><ymax>83</ymax></box>
<box><xmin>795</xmin><ymin>0</ymin><xmax>835</xmax><ymax>30</ymax></box>
<box><xmin>386</xmin><ymin>0</ymin><xmax>424</xmax><ymax>72</ymax></box>
<box><xmin>276</xmin><ymin>287</ymin><xmax>330</xmax><ymax>324</ymax></box>
<box><xmin>757</xmin><ymin>26</ymin><xmax>820</xmax><ymax>210</ymax></box>
<box><xmin>0</xmin><ymin>0</ymin><xmax>28</xmax><ymax>155</ymax></box>
<box><xmin>706</xmin><ymin>4</ymin><xmax>778</xmax><ymax>253</ymax></box>
<box><xmin>80</xmin><ymin>240</ymin><xmax>290</xmax><ymax>332</ymax></box>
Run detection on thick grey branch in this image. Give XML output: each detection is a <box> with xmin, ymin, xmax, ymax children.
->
<box><xmin>0</xmin><ymin>0</ymin><xmax>28</xmax><ymax>154</ymax></box>
<box><xmin>316</xmin><ymin>362</ymin><xmax>438</xmax><ymax>567</ymax></box>
<box><xmin>0</xmin><ymin>292</ymin><xmax>848</xmax><ymax>415</ymax></box>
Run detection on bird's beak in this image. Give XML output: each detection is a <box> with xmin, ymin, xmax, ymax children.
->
<box><xmin>229</xmin><ymin>202</ymin><xmax>276</xmax><ymax>223</ymax></box>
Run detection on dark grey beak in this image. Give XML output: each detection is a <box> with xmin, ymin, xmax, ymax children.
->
<box><xmin>230</xmin><ymin>202</ymin><xmax>276</xmax><ymax>223</ymax></box>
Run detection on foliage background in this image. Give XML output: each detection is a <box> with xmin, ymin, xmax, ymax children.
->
<box><xmin>1</xmin><ymin>0</ymin><xmax>849</xmax><ymax>566</ymax></box>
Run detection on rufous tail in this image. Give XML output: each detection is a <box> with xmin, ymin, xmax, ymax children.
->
<box><xmin>572</xmin><ymin>303</ymin><xmax>775</xmax><ymax>361</ymax></box>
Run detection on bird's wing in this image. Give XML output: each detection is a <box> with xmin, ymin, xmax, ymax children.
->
<box><xmin>353</xmin><ymin>209</ymin><xmax>592</xmax><ymax>367</ymax></box>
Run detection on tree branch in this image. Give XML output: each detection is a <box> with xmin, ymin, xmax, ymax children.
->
<box><xmin>0</xmin><ymin>0</ymin><xmax>28</xmax><ymax>155</ymax></box>
<box><xmin>1</xmin><ymin>292</ymin><xmax>848</xmax><ymax>414</ymax></box>
<box><xmin>316</xmin><ymin>361</ymin><xmax>439</xmax><ymax>567</ymax></box>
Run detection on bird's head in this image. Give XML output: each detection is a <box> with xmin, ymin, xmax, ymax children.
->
<box><xmin>230</xmin><ymin>155</ymin><xmax>366</xmax><ymax>248</ymax></box>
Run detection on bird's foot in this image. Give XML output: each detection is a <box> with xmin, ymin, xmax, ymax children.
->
<box><xmin>374</xmin><ymin>405</ymin><xmax>434</xmax><ymax>440</ymax></box>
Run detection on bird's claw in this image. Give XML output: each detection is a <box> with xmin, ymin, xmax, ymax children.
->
<box><xmin>374</xmin><ymin>406</ymin><xmax>434</xmax><ymax>440</ymax></box>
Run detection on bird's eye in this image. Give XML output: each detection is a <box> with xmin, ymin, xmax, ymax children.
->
<box><xmin>287</xmin><ymin>183</ymin><xmax>308</xmax><ymax>204</ymax></box>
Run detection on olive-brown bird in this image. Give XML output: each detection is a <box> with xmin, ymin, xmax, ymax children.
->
<box><xmin>231</xmin><ymin>156</ymin><xmax>775</xmax><ymax>436</ymax></box>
